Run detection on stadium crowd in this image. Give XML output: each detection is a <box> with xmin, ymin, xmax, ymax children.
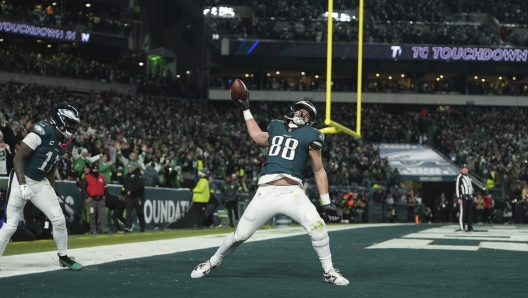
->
<box><xmin>206</xmin><ymin>0</ymin><xmax>515</xmax><ymax>46</ymax></box>
<box><xmin>206</xmin><ymin>0</ymin><xmax>528</xmax><ymax>25</ymax></box>
<box><xmin>213</xmin><ymin>15</ymin><xmax>501</xmax><ymax>46</ymax></box>
<box><xmin>2</xmin><ymin>81</ymin><xmax>528</xmax><ymax>223</ymax></box>
<box><xmin>211</xmin><ymin>76</ymin><xmax>528</xmax><ymax>97</ymax></box>
<box><xmin>0</xmin><ymin>0</ymin><xmax>135</xmax><ymax>36</ymax></box>
<box><xmin>0</xmin><ymin>44</ymin><xmax>136</xmax><ymax>85</ymax></box>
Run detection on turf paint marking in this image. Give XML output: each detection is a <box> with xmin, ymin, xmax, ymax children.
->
<box><xmin>367</xmin><ymin>225</ymin><xmax>528</xmax><ymax>252</ymax></box>
<box><xmin>0</xmin><ymin>223</ymin><xmax>398</xmax><ymax>279</ymax></box>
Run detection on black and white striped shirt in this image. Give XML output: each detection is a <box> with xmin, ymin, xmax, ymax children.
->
<box><xmin>456</xmin><ymin>174</ymin><xmax>473</xmax><ymax>199</ymax></box>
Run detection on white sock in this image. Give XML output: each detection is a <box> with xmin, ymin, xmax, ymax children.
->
<box><xmin>209</xmin><ymin>232</ymin><xmax>244</xmax><ymax>267</ymax></box>
<box><xmin>319</xmin><ymin>253</ymin><xmax>334</xmax><ymax>273</ymax></box>
<box><xmin>52</xmin><ymin>221</ymin><xmax>68</xmax><ymax>256</ymax></box>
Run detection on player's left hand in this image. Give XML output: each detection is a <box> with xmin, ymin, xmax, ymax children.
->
<box><xmin>20</xmin><ymin>184</ymin><xmax>36</xmax><ymax>201</ymax></box>
<box><xmin>322</xmin><ymin>204</ymin><xmax>342</xmax><ymax>222</ymax></box>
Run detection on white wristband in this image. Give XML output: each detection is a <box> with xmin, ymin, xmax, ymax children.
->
<box><xmin>243</xmin><ymin>110</ymin><xmax>253</xmax><ymax>120</ymax></box>
<box><xmin>320</xmin><ymin>193</ymin><xmax>330</xmax><ymax>205</ymax></box>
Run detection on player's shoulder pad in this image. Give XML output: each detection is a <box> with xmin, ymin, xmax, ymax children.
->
<box><xmin>31</xmin><ymin>122</ymin><xmax>50</xmax><ymax>138</ymax></box>
<box><xmin>308</xmin><ymin>126</ymin><xmax>324</xmax><ymax>148</ymax></box>
<box><xmin>269</xmin><ymin>119</ymin><xmax>284</xmax><ymax>126</ymax></box>
<box><xmin>268</xmin><ymin>119</ymin><xmax>283</xmax><ymax>132</ymax></box>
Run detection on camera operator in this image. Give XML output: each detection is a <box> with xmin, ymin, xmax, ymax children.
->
<box><xmin>121</xmin><ymin>163</ymin><xmax>146</xmax><ymax>232</ymax></box>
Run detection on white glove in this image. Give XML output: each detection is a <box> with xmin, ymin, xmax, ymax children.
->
<box><xmin>20</xmin><ymin>184</ymin><xmax>36</xmax><ymax>201</ymax></box>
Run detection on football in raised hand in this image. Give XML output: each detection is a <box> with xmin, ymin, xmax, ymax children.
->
<box><xmin>230</xmin><ymin>79</ymin><xmax>248</xmax><ymax>104</ymax></box>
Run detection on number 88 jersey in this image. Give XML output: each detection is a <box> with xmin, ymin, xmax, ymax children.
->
<box><xmin>24</xmin><ymin>122</ymin><xmax>68</xmax><ymax>181</ymax></box>
<box><xmin>260</xmin><ymin>120</ymin><xmax>324</xmax><ymax>181</ymax></box>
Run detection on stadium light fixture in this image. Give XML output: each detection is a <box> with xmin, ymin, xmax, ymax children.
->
<box><xmin>52</xmin><ymin>2</ymin><xmax>57</xmax><ymax>5</ymax></box>
<box><xmin>481</xmin><ymin>79</ymin><xmax>485</xmax><ymax>82</ymax></box>
<box><xmin>321</xmin><ymin>12</ymin><xmax>351</xmax><ymax>22</ymax></box>
<box><xmin>315</xmin><ymin>75</ymin><xmax>319</xmax><ymax>79</ymax></box>
<box><xmin>176</xmin><ymin>75</ymin><xmax>180</xmax><ymax>78</ymax></box>
<box><xmin>0</xmin><ymin>39</ymin><xmax>3</xmax><ymax>42</ymax></box>
<box><xmin>186</xmin><ymin>71</ymin><xmax>191</xmax><ymax>74</ymax></box>
<box><xmin>388</xmin><ymin>76</ymin><xmax>392</xmax><ymax>80</ymax></box>
<box><xmin>474</xmin><ymin>76</ymin><xmax>478</xmax><ymax>80</ymax></box>
<box><xmin>276</xmin><ymin>71</ymin><xmax>280</xmax><ymax>75</ymax></box>
<box><xmin>203</xmin><ymin>7</ymin><xmax>235</xmax><ymax>18</ymax></box>
<box><xmin>301</xmin><ymin>72</ymin><xmax>305</xmax><ymax>75</ymax></box>
<box><xmin>499</xmin><ymin>76</ymin><xmax>502</xmax><ymax>80</ymax></box>
<box><xmin>436</xmin><ymin>78</ymin><xmax>440</xmax><ymax>81</ymax></box>
<box><xmin>375</xmin><ymin>73</ymin><xmax>379</xmax><ymax>77</ymax></box>
<box><xmin>513</xmin><ymin>77</ymin><xmax>517</xmax><ymax>80</ymax></box>
<box><xmin>440</xmin><ymin>75</ymin><xmax>444</xmax><ymax>78</ymax></box>
<box><xmin>86</xmin><ymin>4</ymin><xmax>91</xmax><ymax>8</ymax></box>
<box><xmin>267</xmin><ymin>73</ymin><xmax>270</xmax><ymax>76</ymax></box>
<box><xmin>400</xmin><ymin>74</ymin><xmax>405</xmax><ymax>78</ymax></box>
<box><xmin>139</xmin><ymin>62</ymin><xmax>144</xmax><ymax>66</ymax></box>
<box><xmin>47</xmin><ymin>44</ymin><xmax>52</xmax><ymax>48</ymax></box>
<box><xmin>245</xmin><ymin>74</ymin><xmax>249</xmax><ymax>77</ymax></box>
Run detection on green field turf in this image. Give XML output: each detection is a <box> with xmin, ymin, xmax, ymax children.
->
<box><xmin>2</xmin><ymin>224</ymin><xmax>527</xmax><ymax>298</ymax></box>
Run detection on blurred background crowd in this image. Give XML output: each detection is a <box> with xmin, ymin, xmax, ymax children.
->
<box><xmin>2</xmin><ymin>81</ymin><xmax>528</xmax><ymax>209</ymax></box>
<box><xmin>0</xmin><ymin>0</ymin><xmax>526</xmax><ymax>227</ymax></box>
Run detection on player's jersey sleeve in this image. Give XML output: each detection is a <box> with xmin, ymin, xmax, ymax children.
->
<box><xmin>22</xmin><ymin>132</ymin><xmax>43</xmax><ymax>150</ymax></box>
<box><xmin>310</xmin><ymin>129</ymin><xmax>324</xmax><ymax>149</ymax></box>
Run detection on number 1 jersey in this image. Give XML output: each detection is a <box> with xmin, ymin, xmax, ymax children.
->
<box><xmin>260</xmin><ymin>119</ymin><xmax>324</xmax><ymax>181</ymax></box>
<box><xmin>24</xmin><ymin>122</ymin><xmax>68</xmax><ymax>181</ymax></box>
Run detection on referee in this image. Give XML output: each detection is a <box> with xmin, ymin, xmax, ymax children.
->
<box><xmin>456</xmin><ymin>164</ymin><xmax>475</xmax><ymax>232</ymax></box>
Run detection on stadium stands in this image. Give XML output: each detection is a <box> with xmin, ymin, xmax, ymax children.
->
<box><xmin>0</xmin><ymin>0</ymin><xmax>136</xmax><ymax>36</ymax></box>
<box><xmin>0</xmin><ymin>44</ymin><xmax>135</xmax><ymax>84</ymax></box>
<box><xmin>206</xmin><ymin>0</ymin><xmax>515</xmax><ymax>45</ymax></box>
<box><xmin>2</xmin><ymin>81</ymin><xmax>527</xmax><ymax>201</ymax></box>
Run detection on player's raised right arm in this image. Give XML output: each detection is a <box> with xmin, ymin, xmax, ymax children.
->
<box><xmin>13</xmin><ymin>142</ymin><xmax>34</xmax><ymax>186</ymax></box>
<box><xmin>244</xmin><ymin>115</ymin><xmax>269</xmax><ymax>147</ymax></box>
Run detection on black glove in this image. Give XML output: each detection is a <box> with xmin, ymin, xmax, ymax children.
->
<box><xmin>322</xmin><ymin>204</ymin><xmax>342</xmax><ymax>222</ymax></box>
<box><xmin>237</xmin><ymin>90</ymin><xmax>250</xmax><ymax>110</ymax></box>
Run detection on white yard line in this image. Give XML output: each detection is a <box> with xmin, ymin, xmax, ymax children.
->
<box><xmin>0</xmin><ymin>223</ymin><xmax>402</xmax><ymax>278</ymax></box>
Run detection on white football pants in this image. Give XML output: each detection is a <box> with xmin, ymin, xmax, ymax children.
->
<box><xmin>210</xmin><ymin>184</ymin><xmax>334</xmax><ymax>271</ymax></box>
<box><xmin>0</xmin><ymin>171</ymin><xmax>68</xmax><ymax>256</ymax></box>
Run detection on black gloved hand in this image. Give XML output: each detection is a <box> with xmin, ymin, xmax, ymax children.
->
<box><xmin>237</xmin><ymin>90</ymin><xmax>250</xmax><ymax>110</ymax></box>
<box><xmin>322</xmin><ymin>204</ymin><xmax>342</xmax><ymax>222</ymax></box>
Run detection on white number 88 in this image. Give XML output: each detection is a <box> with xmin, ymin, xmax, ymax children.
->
<box><xmin>269</xmin><ymin>136</ymin><xmax>299</xmax><ymax>160</ymax></box>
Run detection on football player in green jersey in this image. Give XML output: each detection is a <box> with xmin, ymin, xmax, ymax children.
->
<box><xmin>0</xmin><ymin>105</ymin><xmax>83</xmax><ymax>271</ymax></box>
<box><xmin>191</xmin><ymin>95</ymin><xmax>349</xmax><ymax>285</ymax></box>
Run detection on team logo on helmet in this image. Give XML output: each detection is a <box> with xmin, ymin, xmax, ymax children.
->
<box><xmin>285</xmin><ymin>101</ymin><xmax>317</xmax><ymax>127</ymax></box>
<box><xmin>51</xmin><ymin>105</ymin><xmax>80</xmax><ymax>140</ymax></box>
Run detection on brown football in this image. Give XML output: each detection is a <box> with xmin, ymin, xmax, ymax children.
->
<box><xmin>230</xmin><ymin>79</ymin><xmax>248</xmax><ymax>104</ymax></box>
